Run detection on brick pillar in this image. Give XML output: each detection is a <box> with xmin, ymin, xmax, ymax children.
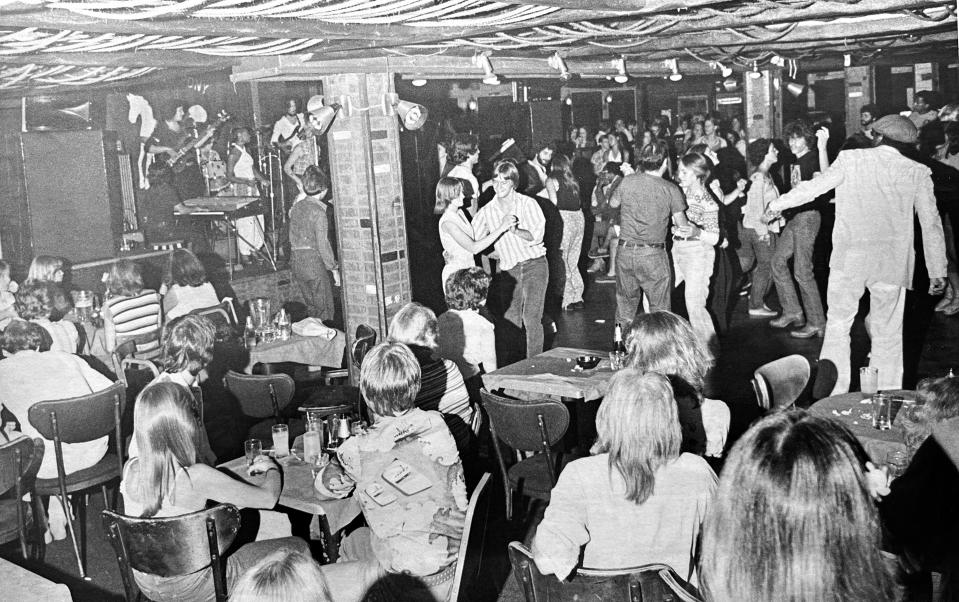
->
<box><xmin>321</xmin><ymin>73</ymin><xmax>412</xmax><ymax>372</ymax></box>
<box><xmin>744</xmin><ymin>69</ymin><xmax>782</xmax><ymax>139</ymax></box>
<box><xmin>844</xmin><ymin>66</ymin><xmax>875</xmax><ymax>139</ymax></box>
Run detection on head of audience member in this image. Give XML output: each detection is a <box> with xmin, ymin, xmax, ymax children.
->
<box><xmin>388</xmin><ymin>302</ymin><xmax>437</xmax><ymax>350</ymax></box>
<box><xmin>106</xmin><ymin>260</ymin><xmax>146</xmax><ymax>298</ymax></box>
<box><xmin>747</xmin><ymin>138</ymin><xmax>777</xmax><ymax>173</ymax></box>
<box><xmin>591</xmin><ymin>369</ymin><xmax>680</xmax><ymax>504</ymax></box>
<box><xmin>638</xmin><ymin>141</ymin><xmax>669</xmax><ymax>174</ymax></box>
<box><xmin>605</xmin><ymin>133</ymin><xmax>621</xmax><ymax>152</ymax></box>
<box><xmin>640</xmin><ymin>129</ymin><xmax>654</xmax><ymax>149</ymax></box>
<box><xmin>548</xmin><ymin>153</ymin><xmax>580</xmax><ymax>195</ymax></box>
<box><xmin>129</xmin><ymin>382</ymin><xmax>200</xmax><ymax>517</ymax></box>
<box><xmin>301</xmin><ymin>165</ymin><xmax>330</xmax><ymax>199</ymax></box>
<box><xmin>700</xmin><ymin>410</ymin><xmax>894</xmax><ymax>602</ymax></box>
<box><xmin>433</xmin><ymin>177</ymin><xmax>465</xmax><ymax>215</ymax></box>
<box><xmin>598</xmin><ymin>135</ymin><xmax>611</xmax><ymax>151</ymax></box>
<box><xmin>15</xmin><ymin>281</ymin><xmax>69</xmax><ymax>322</ymax></box>
<box><xmin>860</xmin><ymin>103</ymin><xmax>880</xmax><ymax>129</ymax></box>
<box><xmin>784</xmin><ymin>120</ymin><xmax>815</xmax><ymax>156</ymax></box>
<box><xmin>913</xmin><ymin>90</ymin><xmax>939</xmax><ymax>115</ymax></box>
<box><xmin>160</xmin><ymin>314</ymin><xmax>215</xmax><ymax>382</ymax></box>
<box><xmin>359</xmin><ymin>341</ymin><xmax>422</xmax><ymax>419</ymax></box>
<box><xmin>872</xmin><ymin>114</ymin><xmax>919</xmax><ymax>154</ymax></box>
<box><xmin>491</xmin><ymin>160</ymin><xmax>520</xmax><ymax>199</ymax></box>
<box><xmin>723</xmin><ymin>128</ymin><xmax>740</xmax><ymax>148</ymax></box>
<box><xmin>703</xmin><ymin>115</ymin><xmax>720</xmax><ymax>136</ymax></box>
<box><xmin>166</xmin><ymin>249</ymin><xmax>209</xmax><ymax>289</ymax></box>
<box><xmin>917</xmin><ymin>375</ymin><xmax>959</xmax><ymax>425</ymax></box>
<box><xmin>677</xmin><ymin>152</ymin><xmax>711</xmax><ymax>189</ymax></box>
<box><xmin>26</xmin><ymin>255</ymin><xmax>64</xmax><ymax>284</ymax></box>
<box><xmin>946</xmin><ymin>122</ymin><xmax>959</xmax><ymax>156</ymax></box>
<box><xmin>0</xmin><ymin>319</ymin><xmax>51</xmax><ymax>355</ymax></box>
<box><xmin>450</xmin><ymin>133</ymin><xmax>480</xmax><ymax>168</ymax></box>
<box><xmin>939</xmin><ymin>102</ymin><xmax>959</xmax><ymax>122</ymax></box>
<box><xmin>691</xmin><ymin>121</ymin><xmax>705</xmax><ymax>140</ymax></box>
<box><xmin>445</xmin><ymin>267</ymin><xmax>490</xmax><ymax>312</ymax></box>
<box><xmin>918</xmin><ymin>121</ymin><xmax>946</xmax><ymax>159</ymax></box>
<box><xmin>625</xmin><ymin>311</ymin><xmax>710</xmax><ymax>393</ymax></box>
<box><xmin>231</xmin><ymin>549</ymin><xmax>333</xmax><ymax>602</ymax></box>
<box><xmin>730</xmin><ymin>115</ymin><xmax>744</xmax><ymax>134</ymax></box>
<box><xmin>598</xmin><ymin>161</ymin><xmax>624</xmax><ymax>187</ymax></box>
<box><xmin>534</xmin><ymin>142</ymin><xmax>556</xmax><ymax>168</ymax></box>
<box><xmin>577</xmin><ymin>126</ymin><xmax>590</xmax><ymax>142</ymax></box>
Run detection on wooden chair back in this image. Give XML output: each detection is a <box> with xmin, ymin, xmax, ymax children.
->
<box><xmin>450</xmin><ymin>473</ymin><xmax>492</xmax><ymax>601</ymax></box>
<box><xmin>480</xmin><ymin>389</ymin><xmax>568</xmax><ymax>485</ymax></box>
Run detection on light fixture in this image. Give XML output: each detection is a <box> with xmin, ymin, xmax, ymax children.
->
<box><xmin>472</xmin><ymin>52</ymin><xmax>500</xmax><ymax>85</ymax></box>
<box><xmin>384</xmin><ymin>92</ymin><xmax>428</xmax><ymax>130</ymax></box>
<box><xmin>411</xmin><ymin>78</ymin><xmax>427</xmax><ymax>87</ymax></box>
<box><xmin>306</xmin><ymin>95</ymin><xmax>341</xmax><ymax>135</ymax></box>
<box><xmin>548</xmin><ymin>51</ymin><xmax>572</xmax><ymax>81</ymax></box>
<box><xmin>749</xmin><ymin>61</ymin><xmax>763</xmax><ymax>79</ymax></box>
<box><xmin>715</xmin><ymin>62</ymin><xmax>733</xmax><ymax>78</ymax></box>
<box><xmin>467</xmin><ymin>98</ymin><xmax>478</xmax><ymax>111</ymax></box>
<box><xmin>667</xmin><ymin>58</ymin><xmax>682</xmax><ymax>82</ymax></box>
<box><xmin>613</xmin><ymin>56</ymin><xmax>629</xmax><ymax>84</ymax></box>
<box><xmin>605</xmin><ymin>93</ymin><xmax>613</xmax><ymax>104</ymax></box>
<box><xmin>843</xmin><ymin>53</ymin><xmax>852</xmax><ymax>67</ymax></box>
<box><xmin>785</xmin><ymin>82</ymin><xmax>806</xmax><ymax>97</ymax></box>
<box><xmin>564</xmin><ymin>96</ymin><xmax>573</xmax><ymax>106</ymax></box>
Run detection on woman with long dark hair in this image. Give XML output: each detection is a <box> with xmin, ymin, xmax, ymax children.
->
<box><xmin>545</xmin><ymin>154</ymin><xmax>585</xmax><ymax>310</ymax></box>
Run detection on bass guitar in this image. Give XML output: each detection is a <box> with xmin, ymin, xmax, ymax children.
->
<box><xmin>164</xmin><ymin>110</ymin><xmax>231</xmax><ymax>173</ymax></box>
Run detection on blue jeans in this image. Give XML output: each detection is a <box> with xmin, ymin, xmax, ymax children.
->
<box><xmin>615</xmin><ymin>245</ymin><xmax>671</xmax><ymax>327</ymax></box>
<box><xmin>771</xmin><ymin>211</ymin><xmax>825</xmax><ymax>328</ymax></box>
<box><xmin>738</xmin><ymin>226</ymin><xmax>776</xmax><ymax>310</ymax></box>
<box><xmin>504</xmin><ymin>256</ymin><xmax>549</xmax><ymax>358</ymax></box>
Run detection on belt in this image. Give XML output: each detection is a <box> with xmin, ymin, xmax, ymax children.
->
<box><xmin>417</xmin><ymin>563</ymin><xmax>456</xmax><ymax>586</ymax></box>
<box><xmin>672</xmin><ymin>236</ymin><xmax>701</xmax><ymax>242</ymax></box>
<box><xmin>291</xmin><ymin>247</ymin><xmax>315</xmax><ymax>251</ymax></box>
<box><xmin>618</xmin><ymin>240</ymin><xmax>664</xmax><ymax>249</ymax></box>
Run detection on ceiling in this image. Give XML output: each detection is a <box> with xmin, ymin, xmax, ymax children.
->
<box><xmin>0</xmin><ymin>0</ymin><xmax>955</xmax><ymax>93</ymax></box>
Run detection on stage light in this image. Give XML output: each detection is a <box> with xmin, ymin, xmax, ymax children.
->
<box><xmin>613</xmin><ymin>56</ymin><xmax>629</xmax><ymax>84</ymax></box>
<box><xmin>306</xmin><ymin>95</ymin><xmax>341</xmax><ymax>134</ymax></box>
<box><xmin>715</xmin><ymin>62</ymin><xmax>733</xmax><ymax>78</ymax></box>
<box><xmin>472</xmin><ymin>53</ymin><xmax>500</xmax><ymax>85</ymax></box>
<box><xmin>411</xmin><ymin>78</ymin><xmax>427</xmax><ymax>87</ymax></box>
<box><xmin>564</xmin><ymin>96</ymin><xmax>573</xmax><ymax>106</ymax></box>
<box><xmin>384</xmin><ymin>93</ymin><xmax>428</xmax><ymax>130</ymax></box>
<box><xmin>749</xmin><ymin>61</ymin><xmax>763</xmax><ymax>79</ymax></box>
<box><xmin>548</xmin><ymin>52</ymin><xmax>572</xmax><ymax>81</ymax></box>
<box><xmin>785</xmin><ymin>82</ymin><xmax>806</xmax><ymax>97</ymax></box>
<box><xmin>667</xmin><ymin>59</ymin><xmax>683</xmax><ymax>82</ymax></box>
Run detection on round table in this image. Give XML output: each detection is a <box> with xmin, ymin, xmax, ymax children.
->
<box><xmin>809</xmin><ymin>389</ymin><xmax>915</xmax><ymax>462</ymax></box>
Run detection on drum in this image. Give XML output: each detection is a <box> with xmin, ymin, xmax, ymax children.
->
<box><xmin>203</xmin><ymin>158</ymin><xmax>230</xmax><ymax>193</ymax></box>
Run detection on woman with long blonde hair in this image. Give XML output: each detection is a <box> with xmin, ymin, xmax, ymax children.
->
<box><xmin>545</xmin><ymin>153</ymin><xmax>585</xmax><ymax>310</ymax></box>
<box><xmin>532</xmin><ymin>370</ymin><xmax>717</xmax><ymax>583</ymax></box>
<box><xmin>120</xmin><ymin>382</ymin><xmax>308</xmax><ymax>601</ymax></box>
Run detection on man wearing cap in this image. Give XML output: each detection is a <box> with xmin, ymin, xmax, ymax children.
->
<box><xmin>843</xmin><ymin>103</ymin><xmax>881</xmax><ymax>150</ymax></box>
<box><xmin>766</xmin><ymin>115</ymin><xmax>947</xmax><ymax>395</ymax></box>
<box><xmin>289</xmin><ymin>165</ymin><xmax>338</xmax><ymax>322</ymax></box>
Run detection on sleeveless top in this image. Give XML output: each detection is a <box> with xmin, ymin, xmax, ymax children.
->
<box><xmin>229</xmin><ymin>143</ymin><xmax>258</xmax><ymax>196</ymax></box>
<box><xmin>439</xmin><ymin>209</ymin><xmax>476</xmax><ymax>285</ymax></box>
<box><xmin>120</xmin><ymin>460</ymin><xmax>196</xmax><ymax>518</ymax></box>
<box><xmin>554</xmin><ymin>179</ymin><xmax>581</xmax><ymax>211</ymax></box>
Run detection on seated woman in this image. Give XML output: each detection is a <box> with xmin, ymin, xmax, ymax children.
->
<box><xmin>532</xmin><ymin>370</ymin><xmax>717</xmax><ymax>582</ymax></box>
<box><xmin>0</xmin><ymin>319</ymin><xmax>111</xmax><ymax>538</ymax></box>
<box><xmin>162</xmin><ymin>249</ymin><xmax>220</xmax><ymax>321</ymax></box>
<box><xmin>15</xmin><ymin>281</ymin><xmax>78</xmax><ymax>354</ymax></box>
<box><xmin>700</xmin><ymin>410</ymin><xmax>895</xmax><ymax>601</ymax></box>
<box><xmin>318</xmin><ymin>342</ymin><xmax>467</xmax><ymax>602</ymax></box>
<box><xmin>880</xmin><ymin>376</ymin><xmax>959</xmax><ymax>596</ymax></box>
<box><xmin>102</xmin><ymin>260</ymin><xmax>162</xmax><ymax>358</ymax></box>
<box><xmin>436</xmin><ymin>267</ymin><xmax>496</xmax><ymax>382</ymax></box>
<box><xmin>231</xmin><ymin>549</ymin><xmax>333</xmax><ymax>602</ymax></box>
<box><xmin>120</xmin><ymin>382</ymin><xmax>308</xmax><ymax>602</ymax></box>
<box><xmin>625</xmin><ymin>311</ymin><xmax>730</xmax><ymax>457</ymax></box>
<box><xmin>24</xmin><ymin>255</ymin><xmax>73</xmax><ymax>317</ymax></box>
<box><xmin>388</xmin><ymin>302</ymin><xmax>475</xmax><ymax>455</ymax></box>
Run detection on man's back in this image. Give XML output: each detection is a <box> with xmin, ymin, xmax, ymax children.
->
<box><xmin>614</xmin><ymin>172</ymin><xmax>686</xmax><ymax>244</ymax></box>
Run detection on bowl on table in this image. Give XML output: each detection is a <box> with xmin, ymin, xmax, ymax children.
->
<box><xmin>576</xmin><ymin>355</ymin><xmax>601</xmax><ymax>370</ymax></box>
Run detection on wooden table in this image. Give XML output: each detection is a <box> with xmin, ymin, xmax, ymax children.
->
<box><xmin>810</xmin><ymin>389</ymin><xmax>916</xmax><ymax>462</ymax></box>
<box><xmin>0</xmin><ymin>556</ymin><xmax>72</xmax><ymax>601</ymax></box>
<box><xmin>246</xmin><ymin>330</ymin><xmax>346</xmax><ymax>373</ymax></box>
<box><xmin>219</xmin><ymin>452</ymin><xmax>361</xmax><ymax>561</ymax></box>
<box><xmin>481</xmin><ymin>346</ymin><xmax>615</xmax><ymax>402</ymax></box>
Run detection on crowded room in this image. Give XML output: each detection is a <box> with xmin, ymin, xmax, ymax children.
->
<box><xmin>1</xmin><ymin>1</ymin><xmax>958</xmax><ymax>600</ymax></box>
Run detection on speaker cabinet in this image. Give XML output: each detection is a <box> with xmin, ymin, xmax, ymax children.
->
<box><xmin>19</xmin><ymin>130</ymin><xmax>123</xmax><ymax>264</ymax></box>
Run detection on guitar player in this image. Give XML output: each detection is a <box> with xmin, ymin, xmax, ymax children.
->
<box><xmin>270</xmin><ymin>97</ymin><xmax>307</xmax><ymax>154</ymax></box>
<box><xmin>147</xmin><ymin>100</ymin><xmax>206</xmax><ymax>201</ymax></box>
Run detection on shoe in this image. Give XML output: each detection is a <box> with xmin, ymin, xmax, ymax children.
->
<box><xmin>588</xmin><ymin>249</ymin><xmax>610</xmax><ymax>259</ymax></box>
<box><xmin>739</xmin><ymin>279</ymin><xmax>752</xmax><ymax>297</ymax></box>
<box><xmin>790</xmin><ymin>324</ymin><xmax>824</xmax><ymax>338</ymax></box>
<box><xmin>770</xmin><ymin>314</ymin><xmax>804</xmax><ymax>329</ymax></box>
<box><xmin>587</xmin><ymin>258</ymin><xmax>605</xmax><ymax>273</ymax></box>
<box><xmin>595</xmin><ymin>274</ymin><xmax>616</xmax><ymax>283</ymax></box>
<box><xmin>748</xmin><ymin>305</ymin><xmax>777</xmax><ymax>318</ymax></box>
<box><xmin>564</xmin><ymin>301</ymin><xmax>585</xmax><ymax>311</ymax></box>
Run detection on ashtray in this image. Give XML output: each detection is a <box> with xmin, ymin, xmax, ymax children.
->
<box><xmin>576</xmin><ymin>355</ymin><xmax>601</xmax><ymax>370</ymax></box>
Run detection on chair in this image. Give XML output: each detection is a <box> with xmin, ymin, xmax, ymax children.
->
<box><xmin>450</xmin><ymin>473</ymin><xmax>492</xmax><ymax>602</ymax></box>
<box><xmin>507</xmin><ymin>541</ymin><xmax>702</xmax><ymax>602</ymax></box>
<box><xmin>296</xmin><ymin>323</ymin><xmax>377</xmax><ymax>386</ymax></box>
<box><xmin>111</xmin><ymin>340</ymin><xmax>160</xmax><ymax>389</ymax></box>
<box><xmin>28</xmin><ymin>381</ymin><xmax>126</xmax><ymax>579</ymax></box>
<box><xmin>224</xmin><ymin>370</ymin><xmax>295</xmax><ymax>440</ymax></box>
<box><xmin>751</xmin><ymin>354</ymin><xmax>811</xmax><ymax>411</ymax></box>
<box><xmin>190</xmin><ymin>297</ymin><xmax>238</xmax><ymax>329</ymax></box>
<box><xmin>479</xmin><ymin>390</ymin><xmax>569</xmax><ymax>521</ymax></box>
<box><xmin>810</xmin><ymin>358</ymin><xmax>839</xmax><ymax>403</ymax></box>
<box><xmin>0</xmin><ymin>437</ymin><xmax>45</xmax><ymax>560</ymax></box>
<box><xmin>102</xmin><ymin>503</ymin><xmax>241</xmax><ymax>602</ymax></box>
<box><xmin>293</xmin><ymin>324</ymin><xmax>377</xmax><ymax>418</ymax></box>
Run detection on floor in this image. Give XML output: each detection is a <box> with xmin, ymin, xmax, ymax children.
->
<box><xmin>4</xmin><ymin>269</ymin><xmax>958</xmax><ymax>602</ymax></box>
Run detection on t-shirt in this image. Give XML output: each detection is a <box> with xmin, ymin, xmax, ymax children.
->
<box><xmin>104</xmin><ymin>290</ymin><xmax>162</xmax><ymax>358</ymax></box>
<box><xmin>554</xmin><ymin>179</ymin><xmax>581</xmax><ymax>212</ymax></box>
<box><xmin>407</xmin><ymin>344</ymin><xmax>474</xmax><ymax>454</ymax></box>
<box><xmin>784</xmin><ymin>149</ymin><xmax>824</xmax><ymax>216</ymax></box>
<box><xmin>612</xmin><ymin>172</ymin><xmax>686</xmax><ymax>244</ymax></box>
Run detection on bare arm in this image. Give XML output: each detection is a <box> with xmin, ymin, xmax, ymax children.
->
<box><xmin>816</xmin><ymin>128</ymin><xmax>831</xmax><ymax>173</ymax></box>
<box><xmin>190</xmin><ymin>462</ymin><xmax>281</xmax><ymax>509</ymax></box>
<box><xmin>103</xmin><ymin>303</ymin><xmax>117</xmax><ymax>353</ymax></box>
<box><xmin>545</xmin><ymin>178</ymin><xmax>559</xmax><ymax>206</ymax></box>
<box><xmin>441</xmin><ymin>218</ymin><xmax>510</xmax><ymax>254</ymax></box>
<box><xmin>283</xmin><ymin>146</ymin><xmax>305</xmax><ymax>192</ymax></box>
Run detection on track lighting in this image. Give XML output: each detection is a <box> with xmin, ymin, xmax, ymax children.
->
<box><xmin>472</xmin><ymin>53</ymin><xmax>500</xmax><ymax>85</ymax></box>
<box><xmin>613</xmin><ymin>56</ymin><xmax>629</xmax><ymax>84</ymax></box>
<box><xmin>548</xmin><ymin>52</ymin><xmax>572</xmax><ymax>81</ymax></box>
<box><xmin>667</xmin><ymin>59</ymin><xmax>682</xmax><ymax>82</ymax></box>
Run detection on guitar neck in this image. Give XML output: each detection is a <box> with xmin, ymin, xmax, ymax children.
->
<box><xmin>167</xmin><ymin>116</ymin><xmax>227</xmax><ymax>166</ymax></box>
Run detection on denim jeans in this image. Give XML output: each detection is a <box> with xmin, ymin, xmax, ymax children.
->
<box><xmin>292</xmin><ymin>249</ymin><xmax>335</xmax><ymax>321</ymax></box>
<box><xmin>673</xmin><ymin>240</ymin><xmax>717</xmax><ymax>357</ymax></box>
<box><xmin>559</xmin><ymin>210</ymin><xmax>585</xmax><ymax>306</ymax></box>
<box><xmin>738</xmin><ymin>226</ymin><xmax>776</xmax><ymax>310</ymax></box>
<box><xmin>615</xmin><ymin>245</ymin><xmax>671</xmax><ymax>327</ymax></box>
<box><xmin>504</xmin><ymin>256</ymin><xmax>549</xmax><ymax>358</ymax></box>
<box><xmin>771</xmin><ymin>211</ymin><xmax>825</xmax><ymax>327</ymax></box>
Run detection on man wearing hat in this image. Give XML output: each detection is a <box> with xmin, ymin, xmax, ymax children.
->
<box><xmin>843</xmin><ymin>103</ymin><xmax>881</xmax><ymax>150</ymax></box>
<box><xmin>766</xmin><ymin>115</ymin><xmax>947</xmax><ymax>395</ymax></box>
<box><xmin>288</xmin><ymin>165</ymin><xmax>338</xmax><ymax>322</ymax></box>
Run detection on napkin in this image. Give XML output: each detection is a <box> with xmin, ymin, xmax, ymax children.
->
<box><xmin>292</xmin><ymin>317</ymin><xmax>337</xmax><ymax>339</ymax></box>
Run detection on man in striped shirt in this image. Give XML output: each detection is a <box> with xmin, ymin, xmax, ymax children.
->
<box><xmin>473</xmin><ymin>160</ymin><xmax>548</xmax><ymax>359</ymax></box>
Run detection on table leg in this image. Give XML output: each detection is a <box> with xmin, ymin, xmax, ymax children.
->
<box><xmin>317</xmin><ymin>513</ymin><xmax>340</xmax><ymax>564</ymax></box>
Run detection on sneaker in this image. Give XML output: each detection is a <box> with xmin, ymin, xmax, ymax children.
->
<box><xmin>588</xmin><ymin>249</ymin><xmax>610</xmax><ymax>259</ymax></box>
<box><xmin>587</xmin><ymin>258</ymin><xmax>605</xmax><ymax>273</ymax></box>
<box><xmin>595</xmin><ymin>274</ymin><xmax>616</xmax><ymax>283</ymax></box>
<box><xmin>748</xmin><ymin>305</ymin><xmax>777</xmax><ymax>318</ymax></box>
<box><xmin>790</xmin><ymin>324</ymin><xmax>825</xmax><ymax>338</ymax></box>
<box><xmin>769</xmin><ymin>314</ymin><xmax>805</xmax><ymax>329</ymax></box>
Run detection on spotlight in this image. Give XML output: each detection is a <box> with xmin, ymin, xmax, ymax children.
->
<box><xmin>605</xmin><ymin>93</ymin><xmax>613</xmax><ymax>104</ymax></box>
<box><xmin>785</xmin><ymin>82</ymin><xmax>806</xmax><ymax>97</ymax></box>
<box><xmin>613</xmin><ymin>56</ymin><xmax>629</xmax><ymax>84</ymax></box>
<box><xmin>564</xmin><ymin>96</ymin><xmax>573</xmax><ymax>106</ymax></box>
<box><xmin>548</xmin><ymin>52</ymin><xmax>572</xmax><ymax>81</ymax></box>
<box><xmin>749</xmin><ymin>61</ymin><xmax>763</xmax><ymax>79</ymax></box>
<box><xmin>384</xmin><ymin>93</ymin><xmax>428</xmax><ymax>130</ymax></box>
<box><xmin>667</xmin><ymin>59</ymin><xmax>682</xmax><ymax>82</ymax></box>
<box><xmin>716</xmin><ymin>62</ymin><xmax>733</xmax><ymax>78</ymax></box>
<box><xmin>411</xmin><ymin>78</ymin><xmax>427</xmax><ymax>87</ymax></box>
<box><xmin>306</xmin><ymin>95</ymin><xmax>341</xmax><ymax>135</ymax></box>
<box><xmin>843</xmin><ymin>53</ymin><xmax>852</xmax><ymax>67</ymax></box>
<box><xmin>472</xmin><ymin>53</ymin><xmax>500</xmax><ymax>85</ymax></box>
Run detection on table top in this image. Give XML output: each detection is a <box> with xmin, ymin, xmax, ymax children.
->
<box><xmin>0</xmin><ymin>557</ymin><xmax>72</xmax><ymax>601</ymax></box>
<box><xmin>481</xmin><ymin>346</ymin><xmax>614</xmax><ymax>401</ymax></box>
<box><xmin>219</xmin><ymin>453</ymin><xmax>360</xmax><ymax>533</ymax></box>
<box><xmin>810</xmin><ymin>389</ymin><xmax>916</xmax><ymax>461</ymax></box>
<box><xmin>247</xmin><ymin>330</ymin><xmax>346</xmax><ymax>372</ymax></box>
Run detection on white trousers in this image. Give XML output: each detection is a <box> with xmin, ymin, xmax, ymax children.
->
<box><xmin>673</xmin><ymin>241</ymin><xmax>717</xmax><ymax>357</ymax></box>
<box><xmin>236</xmin><ymin>215</ymin><xmax>265</xmax><ymax>256</ymax></box>
<box><xmin>821</xmin><ymin>268</ymin><xmax>906</xmax><ymax>395</ymax></box>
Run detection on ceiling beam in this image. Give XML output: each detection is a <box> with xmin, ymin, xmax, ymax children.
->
<box><xmin>0</xmin><ymin>50</ymin><xmax>229</xmax><ymax>69</ymax></box>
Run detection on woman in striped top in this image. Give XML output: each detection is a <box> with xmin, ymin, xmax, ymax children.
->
<box><xmin>673</xmin><ymin>152</ymin><xmax>722</xmax><ymax>359</ymax></box>
<box><xmin>102</xmin><ymin>260</ymin><xmax>162</xmax><ymax>359</ymax></box>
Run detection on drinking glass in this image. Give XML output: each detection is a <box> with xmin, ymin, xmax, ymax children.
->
<box><xmin>885</xmin><ymin>450</ymin><xmax>909</xmax><ymax>480</ymax></box>
<box><xmin>871</xmin><ymin>393</ymin><xmax>891</xmax><ymax>430</ymax></box>
<box><xmin>244</xmin><ymin>439</ymin><xmax>262</xmax><ymax>466</ymax></box>
<box><xmin>271</xmin><ymin>424</ymin><xmax>290</xmax><ymax>458</ymax></box>
<box><xmin>608</xmin><ymin>351</ymin><xmax>623</xmax><ymax>371</ymax></box>
<box><xmin>311</xmin><ymin>452</ymin><xmax>331</xmax><ymax>479</ymax></box>
<box><xmin>302</xmin><ymin>430</ymin><xmax>322</xmax><ymax>465</ymax></box>
<box><xmin>860</xmin><ymin>367</ymin><xmax>879</xmax><ymax>399</ymax></box>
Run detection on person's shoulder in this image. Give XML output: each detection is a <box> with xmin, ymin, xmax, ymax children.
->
<box><xmin>565</xmin><ymin>453</ymin><xmax>607</xmax><ymax>476</ymax></box>
<box><xmin>670</xmin><ymin>453</ymin><xmax>718</xmax><ymax>483</ymax></box>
